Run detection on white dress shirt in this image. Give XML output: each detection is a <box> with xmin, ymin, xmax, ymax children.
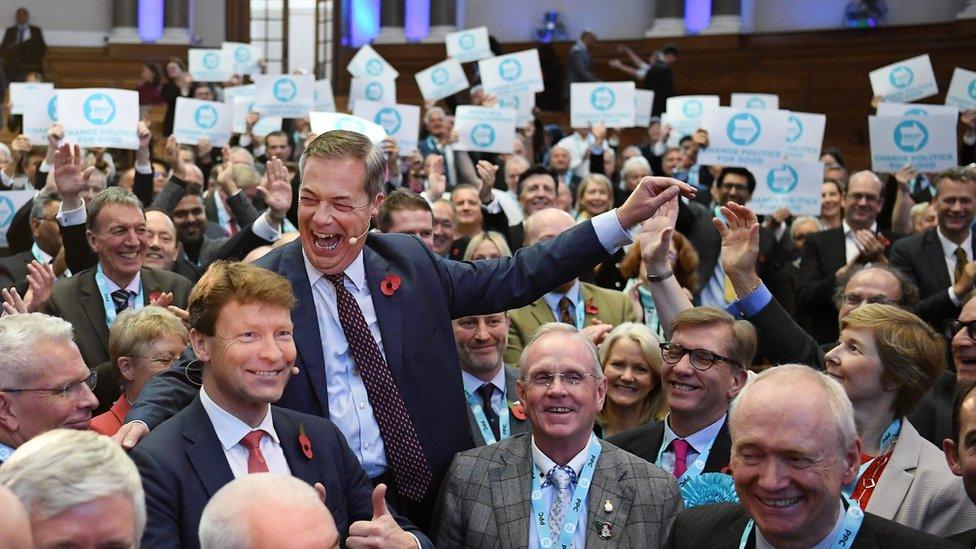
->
<box><xmin>461</xmin><ymin>367</ymin><xmax>507</xmax><ymax>416</ymax></box>
<box><xmin>658</xmin><ymin>413</ymin><xmax>726</xmax><ymax>475</ymax></box>
<box><xmin>199</xmin><ymin>385</ymin><xmax>291</xmax><ymax>478</ymax></box>
<box><xmin>937</xmin><ymin>227</ymin><xmax>972</xmax><ymax>306</ymax></box>
<box><xmin>842</xmin><ymin>220</ymin><xmax>878</xmax><ymax>264</ymax></box>
<box><xmin>528</xmin><ymin>437</ymin><xmax>592</xmax><ymax>549</ymax></box>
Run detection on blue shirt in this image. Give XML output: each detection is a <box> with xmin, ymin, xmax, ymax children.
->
<box><xmin>542</xmin><ymin>280</ymin><xmax>582</xmax><ymax>325</ymax></box>
<box><xmin>528</xmin><ymin>437</ymin><xmax>592</xmax><ymax>549</ymax></box>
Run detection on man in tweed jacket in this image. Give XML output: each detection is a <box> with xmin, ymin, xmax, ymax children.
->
<box><xmin>433</xmin><ymin>323</ymin><xmax>682</xmax><ymax>548</ymax></box>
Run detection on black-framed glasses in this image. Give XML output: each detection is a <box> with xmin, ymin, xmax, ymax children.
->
<box><xmin>524</xmin><ymin>370</ymin><xmax>599</xmax><ymax>389</ymax></box>
<box><xmin>0</xmin><ymin>370</ymin><xmax>97</xmax><ymax>399</ymax></box>
<box><xmin>946</xmin><ymin>319</ymin><xmax>976</xmax><ymax>341</ymax></box>
<box><xmin>660</xmin><ymin>342</ymin><xmax>739</xmax><ymax>371</ymax></box>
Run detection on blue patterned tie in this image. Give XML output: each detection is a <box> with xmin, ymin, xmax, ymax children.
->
<box><xmin>547</xmin><ymin>465</ymin><xmax>577</xmax><ymax>541</ymax></box>
<box><xmin>110</xmin><ymin>289</ymin><xmax>130</xmax><ymax>314</ymax></box>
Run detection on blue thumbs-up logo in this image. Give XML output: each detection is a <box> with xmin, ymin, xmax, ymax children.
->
<box><xmin>726</xmin><ymin>112</ymin><xmax>761</xmax><ymax>146</ymax></box>
<box><xmin>273</xmin><ymin>78</ymin><xmax>297</xmax><ymax>102</ymax></box>
<box><xmin>893</xmin><ymin>120</ymin><xmax>928</xmax><ymax>153</ymax></box>
<box><xmin>83</xmin><ymin>93</ymin><xmax>116</xmax><ymax>126</ymax></box>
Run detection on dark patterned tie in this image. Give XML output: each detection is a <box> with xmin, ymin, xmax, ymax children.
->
<box><xmin>325</xmin><ymin>273</ymin><xmax>432</xmax><ymax>501</ymax></box>
<box><xmin>558</xmin><ymin>296</ymin><xmax>575</xmax><ymax>325</ymax></box>
<box><xmin>110</xmin><ymin>289</ymin><xmax>130</xmax><ymax>314</ymax></box>
<box><xmin>476</xmin><ymin>383</ymin><xmax>500</xmax><ymax>441</ymax></box>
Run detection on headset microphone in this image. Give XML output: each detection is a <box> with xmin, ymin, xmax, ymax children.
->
<box><xmin>348</xmin><ymin>226</ymin><xmax>370</xmax><ymax>245</ymax></box>
<box><xmin>291</xmin><ymin>366</ymin><xmax>300</xmax><ymax>375</ymax></box>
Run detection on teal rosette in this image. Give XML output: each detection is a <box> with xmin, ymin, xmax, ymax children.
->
<box><xmin>680</xmin><ymin>473</ymin><xmax>739</xmax><ymax>508</ymax></box>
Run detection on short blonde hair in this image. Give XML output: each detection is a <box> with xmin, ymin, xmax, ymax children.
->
<box><xmin>109</xmin><ymin>306</ymin><xmax>189</xmax><ymax>366</ymax></box>
<box><xmin>463</xmin><ymin>231</ymin><xmax>512</xmax><ymax>260</ymax></box>
<box><xmin>670</xmin><ymin>307</ymin><xmax>756</xmax><ymax>368</ymax></box>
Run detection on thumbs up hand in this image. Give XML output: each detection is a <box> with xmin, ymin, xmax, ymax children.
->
<box><xmin>346</xmin><ymin>484</ymin><xmax>417</xmax><ymax>548</ymax></box>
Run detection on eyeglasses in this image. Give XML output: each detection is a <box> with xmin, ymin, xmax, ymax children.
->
<box><xmin>134</xmin><ymin>355</ymin><xmax>181</xmax><ymax>368</ymax></box>
<box><xmin>524</xmin><ymin>370</ymin><xmax>599</xmax><ymax>389</ymax></box>
<box><xmin>946</xmin><ymin>319</ymin><xmax>976</xmax><ymax>341</ymax></box>
<box><xmin>0</xmin><ymin>370</ymin><xmax>97</xmax><ymax>399</ymax></box>
<box><xmin>841</xmin><ymin>293</ymin><xmax>896</xmax><ymax>307</ymax></box>
<box><xmin>660</xmin><ymin>342</ymin><xmax>739</xmax><ymax>371</ymax></box>
<box><xmin>848</xmin><ymin>192</ymin><xmax>881</xmax><ymax>204</ymax></box>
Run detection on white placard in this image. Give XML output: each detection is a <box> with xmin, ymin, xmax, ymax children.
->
<box><xmin>785</xmin><ymin>111</ymin><xmax>826</xmax><ymax>162</ymax></box>
<box><xmin>945</xmin><ymin>68</ymin><xmax>976</xmax><ymax>111</ymax></box>
<box><xmin>253</xmin><ymin>75</ymin><xmax>314</xmax><ymax>118</ymax></box>
<box><xmin>877</xmin><ymin>102</ymin><xmax>959</xmax><ymax>118</ymax></box>
<box><xmin>634</xmin><ymin>90</ymin><xmax>655</xmax><ymax>127</ymax></box>
<box><xmin>173</xmin><ymin>98</ymin><xmax>233</xmax><ymax>147</ymax></box>
<box><xmin>313</xmin><ymin>79</ymin><xmax>336</xmax><ymax>112</ymax></box>
<box><xmin>479</xmin><ymin>49</ymin><xmax>545</xmax><ymax>96</ymax></box>
<box><xmin>415</xmin><ymin>58</ymin><xmax>469</xmax><ymax>101</ymax></box>
<box><xmin>869</xmin><ymin>115</ymin><xmax>957</xmax><ymax>173</ymax></box>
<box><xmin>446</xmin><ymin>26</ymin><xmax>493</xmax><ymax>63</ymax></box>
<box><xmin>58</xmin><ymin>88</ymin><xmax>139</xmax><ymax>150</ymax></box>
<box><xmin>223</xmin><ymin>84</ymin><xmax>255</xmax><ymax>105</ymax></box>
<box><xmin>748</xmin><ymin>160</ymin><xmax>825</xmax><ymax>216</ymax></box>
<box><xmin>731</xmin><ymin>93</ymin><xmax>780</xmax><ymax>110</ymax></box>
<box><xmin>8</xmin><ymin>82</ymin><xmax>53</xmax><ymax>115</ymax></box>
<box><xmin>663</xmin><ymin>95</ymin><xmax>720</xmax><ymax>146</ymax></box>
<box><xmin>698</xmin><ymin>107</ymin><xmax>789</xmax><ymax>168</ymax></box>
<box><xmin>308</xmin><ymin>112</ymin><xmax>387</xmax><ymax>143</ymax></box>
<box><xmin>497</xmin><ymin>92</ymin><xmax>534</xmax><ymax>126</ymax></box>
<box><xmin>453</xmin><ymin>106</ymin><xmax>516</xmax><ymax>154</ymax></box>
<box><xmin>349</xmin><ymin>77</ymin><xmax>396</xmax><ymax>108</ymax></box>
<box><xmin>22</xmin><ymin>88</ymin><xmax>58</xmax><ymax>145</ymax></box>
<box><xmin>0</xmin><ymin>191</ymin><xmax>37</xmax><ymax>247</ymax></box>
<box><xmin>869</xmin><ymin>54</ymin><xmax>938</xmax><ymax>103</ymax></box>
<box><xmin>570</xmin><ymin>82</ymin><xmax>635</xmax><ymax>128</ymax></box>
<box><xmin>347</xmin><ymin>44</ymin><xmax>399</xmax><ymax>79</ymax></box>
<box><xmin>189</xmin><ymin>48</ymin><xmax>233</xmax><ymax>82</ymax></box>
<box><xmin>222</xmin><ymin>42</ymin><xmax>260</xmax><ymax>75</ymax></box>
<box><xmin>231</xmin><ymin>97</ymin><xmax>282</xmax><ymax>136</ymax></box>
<box><xmin>352</xmin><ymin>101</ymin><xmax>420</xmax><ymax>156</ymax></box>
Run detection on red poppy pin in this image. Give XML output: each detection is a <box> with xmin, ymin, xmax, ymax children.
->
<box><xmin>149</xmin><ymin>291</ymin><xmax>162</xmax><ymax>303</ymax></box>
<box><xmin>585</xmin><ymin>300</ymin><xmax>599</xmax><ymax>315</ymax></box>
<box><xmin>877</xmin><ymin>234</ymin><xmax>891</xmax><ymax>248</ymax></box>
<box><xmin>379</xmin><ymin>274</ymin><xmax>401</xmax><ymax>296</ymax></box>
<box><xmin>298</xmin><ymin>423</ymin><xmax>313</xmax><ymax>459</ymax></box>
<box><xmin>509</xmin><ymin>400</ymin><xmax>526</xmax><ymax>421</ymax></box>
<box><xmin>721</xmin><ymin>465</ymin><xmax>733</xmax><ymax>476</ymax></box>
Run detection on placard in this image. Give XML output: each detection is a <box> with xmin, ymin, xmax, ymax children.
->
<box><xmin>869</xmin><ymin>115</ymin><xmax>957</xmax><ymax>172</ymax></box>
<box><xmin>189</xmin><ymin>48</ymin><xmax>233</xmax><ymax>82</ymax></box>
<box><xmin>8</xmin><ymin>82</ymin><xmax>53</xmax><ymax>115</ymax></box>
<box><xmin>945</xmin><ymin>68</ymin><xmax>976</xmax><ymax>111</ymax></box>
<box><xmin>748</xmin><ymin>160</ymin><xmax>824</xmax><ymax>216</ymax></box>
<box><xmin>634</xmin><ymin>90</ymin><xmax>655</xmax><ymax>127</ymax></box>
<box><xmin>446</xmin><ymin>27</ymin><xmax>493</xmax><ymax>63</ymax></box>
<box><xmin>697</xmin><ymin>107</ymin><xmax>789</xmax><ymax>168</ymax></box>
<box><xmin>497</xmin><ymin>92</ymin><xmax>535</xmax><ymax>126</ymax></box>
<box><xmin>22</xmin><ymin>87</ymin><xmax>57</xmax><ymax>145</ymax></box>
<box><xmin>785</xmin><ymin>111</ymin><xmax>826</xmax><ymax>163</ymax></box>
<box><xmin>349</xmin><ymin>77</ymin><xmax>396</xmax><ymax>108</ymax></box>
<box><xmin>352</xmin><ymin>101</ymin><xmax>420</xmax><ymax>156</ymax></box>
<box><xmin>869</xmin><ymin>54</ymin><xmax>938</xmax><ymax>103</ymax></box>
<box><xmin>314</xmin><ymin>79</ymin><xmax>336</xmax><ymax>112</ymax></box>
<box><xmin>253</xmin><ymin>75</ymin><xmax>314</xmax><ymax>118</ymax></box>
<box><xmin>663</xmin><ymin>95</ymin><xmax>720</xmax><ymax>146</ymax></box>
<box><xmin>0</xmin><ymin>191</ymin><xmax>37</xmax><ymax>247</ymax></box>
<box><xmin>173</xmin><ymin>98</ymin><xmax>233</xmax><ymax>147</ymax></box>
<box><xmin>570</xmin><ymin>82</ymin><xmax>636</xmax><ymax>128</ymax></box>
<box><xmin>223</xmin><ymin>84</ymin><xmax>255</xmax><ymax>105</ymax></box>
<box><xmin>232</xmin><ymin>97</ymin><xmax>282</xmax><ymax>136</ymax></box>
<box><xmin>415</xmin><ymin>58</ymin><xmax>469</xmax><ymax>101</ymax></box>
<box><xmin>731</xmin><ymin>93</ymin><xmax>779</xmax><ymax>110</ymax></box>
<box><xmin>222</xmin><ymin>42</ymin><xmax>260</xmax><ymax>75</ymax></box>
<box><xmin>877</xmin><ymin>102</ymin><xmax>958</xmax><ymax>118</ymax></box>
<box><xmin>347</xmin><ymin>44</ymin><xmax>399</xmax><ymax>79</ymax></box>
<box><xmin>453</xmin><ymin>106</ymin><xmax>516</xmax><ymax>154</ymax></box>
<box><xmin>478</xmin><ymin>49</ymin><xmax>545</xmax><ymax>96</ymax></box>
<box><xmin>58</xmin><ymin>88</ymin><xmax>139</xmax><ymax>149</ymax></box>
<box><xmin>309</xmin><ymin>112</ymin><xmax>387</xmax><ymax>143</ymax></box>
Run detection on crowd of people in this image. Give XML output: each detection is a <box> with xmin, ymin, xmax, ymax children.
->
<box><xmin>3</xmin><ymin>6</ymin><xmax>976</xmax><ymax>548</ymax></box>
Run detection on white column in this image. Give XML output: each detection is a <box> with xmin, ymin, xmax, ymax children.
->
<box><xmin>109</xmin><ymin>0</ymin><xmax>141</xmax><ymax>44</ymax></box>
<box><xmin>375</xmin><ymin>0</ymin><xmax>406</xmax><ymax>44</ymax></box>
<box><xmin>702</xmin><ymin>0</ymin><xmax>742</xmax><ymax>34</ymax></box>
<box><xmin>958</xmin><ymin>0</ymin><xmax>976</xmax><ymax>19</ymax></box>
<box><xmin>424</xmin><ymin>0</ymin><xmax>457</xmax><ymax>42</ymax></box>
<box><xmin>646</xmin><ymin>0</ymin><xmax>685</xmax><ymax>38</ymax></box>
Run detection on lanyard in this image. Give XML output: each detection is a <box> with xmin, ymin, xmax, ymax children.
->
<box><xmin>739</xmin><ymin>500</ymin><xmax>865</xmax><ymax>549</ymax></box>
<box><xmin>531</xmin><ymin>436</ymin><xmax>602</xmax><ymax>549</ymax></box>
<box><xmin>574</xmin><ymin>297</ymin><xmax>585</xmax><ymax>330</ymax></box>
<box><xmin>94</xmin><ymin>264</ymin><xmax>144</xmax><ymax>327</ymax></box>
<box><xmin>464</xmin><ymin>388</ymin><xmax>510</xmax><ymax>445</ymax></box>
<box><xmin>637</xmin><ymin>285</ymin><xmax>663</xmax><ymax>338</ymax></box>
<box><xmin>843</xmin><ymin>418</ymin><xmax>901</xmax><ymax>501</ymax></box>
<box><xmin>655</xmin><ymin>434</ymin><xmax>716</xmax><ymax>489</ymax></box>
<box><xmin>0</xmin><ymin>442</ymin><xmax>12</xmax><ymax>462</ymax></box>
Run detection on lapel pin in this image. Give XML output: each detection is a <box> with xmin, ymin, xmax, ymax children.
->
<box><xmin>599</xmin><ymin>522</ymin><xmax>612</xmax><ymax>539</ymax></box>
<box><xmin>603</xmin><ymin>499</ymin><xmax>613</xmax><ymax>513</ymax></box>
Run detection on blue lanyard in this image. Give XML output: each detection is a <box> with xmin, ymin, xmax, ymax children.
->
<box><xmin>636</xmin><ymin>285</ymin><xmax>663</xmax><ymax>338</ymax></box>
<box><xmin>464</xmin><ymin>388</ymin><xmax>511</xmax><ymax>445</ymax></box>
<box><xmin>0</xmin><ymin>442</ymin><xmax>13</xmax><ymax>462</ymax></box>
<box><xmin>94</xmin><ymin>264</ymin><xmax>144</xmax><ymax>327</ymax></box>
<box><xmin>739</xmin><ymin>500</ymin><xmax>865</xmax><ymax>549</ymax></box>
<box><xmin>843</xmin><ymin>418</ymin><xmax>901</xmax><ymax>499</ymax></box>
<box><xmin>574</xmin><ymin>298</ymin><xmax>585</xmax><ymax>330</ymax></box>
<box><xmin>655</xmin><ymin>433</ymin><xmax>716</xmax><ymax>489</ymax></box>
<box><xmin>530</xmin><ymin>436</ymin><xmax>602</xmax><ymax>549</ymax></box>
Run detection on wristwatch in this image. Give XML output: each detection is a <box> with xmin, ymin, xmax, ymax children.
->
<box><xmin>646</xmin><ymin>270</ymin><xmax>674</xmax><ymax>282</ymax></box>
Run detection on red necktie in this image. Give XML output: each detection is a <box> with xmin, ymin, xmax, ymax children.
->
<box><xmin>240</xmin><ymin>430</ymin><xmax>269</xmax><ymax>473</ymax></box>
<box><xmin>326</xmin><ymin>274</ymin><xmax>432</xmax><ymax>501</ymax></box>
<box><xmin>672</xmin><ymin>438</ymin><xmax>691</xmax><ymax>478</ymax></box>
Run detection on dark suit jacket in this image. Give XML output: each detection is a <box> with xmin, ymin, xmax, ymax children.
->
<box><xmin>0</xmin><ymin>24</ymin><xmax>45</xmax><ymax>76</ymax></box>
<box><xmin>129</xmin><ymin>397</ymin><xmax>431</xmax><ymax>549</ymax></box>
<box><xmin>0</xmin><ymin>249</ymin><xmax>33</xmax><ymax>294</ymax></box>
<box><xmin>949</xmin><ymin>527</ymin><xmax>976</xmax><ymax>546</ymax></box>
<box><xmin>666</xmin><ymin>503</ymin><xmax>959</xmax><ymax>548</ymax></box>
<box><xmin>890</xmin><ymin>228</ymin><xmax>975</xmax><ymax>328</ymax></box>
<box><xmin>45</xmin><ymin>266</ymin><xmax>192</xmax><ymax>368</ymax></box>
<box><xmin>128</xmin><ymin>220</ymin><xmax>613</xmax><ymax>527</ymax></box>
<box><xmin>466</xmin><ymin>366</ymin><xmax>531</xmax><ymax>447</ymax></box>
<box><xmin>796</xmin><ymin>226</ymin><xmax>901</xmax><ymax>343</ymax></box>
<box><xmin>607</xmin><ymin>415</ymin><xmax>732</xmax><ymax>473</ymax></box>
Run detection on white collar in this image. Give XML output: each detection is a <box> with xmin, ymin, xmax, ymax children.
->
<box><xmin>754</xmin><ymin>501</ymin><xmax>846</xmax><ymax>549</ymax></box>
<box><xmin>99</xmin><ymin>265</ymin><xmax>141</xmax><ymax>295</ymax></box>
<box><xmin>842</xmin><ymin>220</ymin><xmax>877</xmax><ymax>236</ymax></box>
<box><xmin>461</xmin><ymin>366</ymin><xmax>507</xmax><ymax>398</ymax></box>
<box><xmin>531</xmin><ymin>435</ymin><xmax>592</xmax><ymax>477</ymax></box>
<box><xmin>302</xmin><ymin>246</ymin><xmax>367</xmax><ymax>292</ymax></box>
<box><xmin>543</xmin><ymin>280</ymin><xmax>582</xmax><ymax>310</ymax></box>
<box><xmin>200</xmin><ymin>385</ymin><xmax>280</xmax><ymax>451</ymax></box>
<box><xmin>661</xmin><ymin>412</ymin><xmax>726</xmax><ymax>454</ymax></box>
<box><xmin>936</xmin><ymin>227</ymin><xmax>973</xmax><ymax>259</ymax></box>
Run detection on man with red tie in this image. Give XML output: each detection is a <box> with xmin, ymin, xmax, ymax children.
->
<box><xmin>129</xmin><ymin>261</ymin><xmax>430</xmax><ymax>549</ymax></box>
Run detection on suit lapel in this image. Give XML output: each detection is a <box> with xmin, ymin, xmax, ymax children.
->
<box><xmin>280</xmin><ymin>243</ymin><xmax>330</xmax><ymax>414</ymax></box>
<box><xmin>581</xmin><ymin>283</ymin><xmax>598</xmax><ymax>325</ymax></box>
<box><xmin>273</xmin><ymin>408</ymin><xmax>318</xmax><ymax>485</ymax></box>
<box><xmin>504</xmin><ymin>367</ymin><xmax>531</xmax><ymax>436</ymax></box>
<box><xmin>585</xmin><ymin>444</ymin><xmax>633</xmax><ymax>548</ymax></box>
<box><xmin>491</xmin><ymin>437</ymin><xmax>533</xmax><ymax>548</ymax></box>
<box><xmin>866</xmin><ymin>421</ymin><xmax>920</xmax><ymax>519</ymax></box>
<box><xmin>182</xmin><ymin>398</ymin><xmax>236</xmax><ymax>499</ymax></box>
<box><xmin>529</xmin><ymin>298</ymin><xmax>557</xmax><ymax>327</ymax></box>
<box><xmin>826</xmin><ymin>228</ymin><xmax>848</xmax><ymax>272</ymax></box>
<box><xmin>362</xmin><ymin>247</ymin><xmax>404</xmax><ymax>380</ymax></box>
<box><xmin>923</xmin><ymin>230</ymin><xmax>952</xmax><ymax>289</ymax></box>
<box><xmin>78</xmin><ymin>270</ymin><xmax>111</xmax><ymax>357</ymax></box>
<box><xmin>704</xmin><ymin>417</ymin><xmax>732</xmax><ymax>473</ymax></box>
<box><xmin>139</xmin><ymin>268</ymin><xmax>156</xmax><ymax>305</ymax></box>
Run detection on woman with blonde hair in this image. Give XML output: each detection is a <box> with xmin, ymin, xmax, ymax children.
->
<box><xmin>575</xmin><ymin>173</ymin><xmax>614</xmax><ymax>221</ymax></box>
<box><xmin>597</xmin><ymin>322</ymin><xmax>668</xmax><ymax>437</ymax></box>
<box><xmin>462</xmin><ymin>231</ymin><xmax>512</xmax><ymax>261</ymax></box>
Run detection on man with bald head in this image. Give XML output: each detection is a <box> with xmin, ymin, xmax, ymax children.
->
<box><xmin>144</xmin><ymin>209</ymin><xmax>198</xmax><ymax>281</ymax></box>
<box><xmin>504</xmin><ymin>208</ymin><xmax>634</xmax><ymax>363</ymax></box>
<box><xmin>0</xmin><ymin>484</ymin><xmax>32</xmax><ymax>549</ymax></box>
<box><xmin>798</xmin><ymin>170</ymin><xmax>903</xmax><ymax>343</ymax></box>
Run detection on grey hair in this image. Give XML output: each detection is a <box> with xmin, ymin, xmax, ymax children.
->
<box><xmin>229</xmin><ymin>146</ymin><xmax>255</xmax><ymax>165</ymax></box>
<box><xmin>298</xmin><ymin>130</ymin><xmax>386</xmax><ymax>200</ymax></box>
<box><xmin>423</xmin><ymin>106</ymin><xmax>446</xmax><ymax>125</ymax></box>
<box><xmin>620</xmin><ymin>156</ymin><xmax>651</xmax><ymax>180</ymax></box>
<box><xmin>199</xmin><ymin>473</ymin><xmax>329</xmax><ymax>549</ymax></box>
<box><xmin>518</xmin><ymin>322</ymin><xmax>604</xmax><ymax>379</ymax></box>
<box><xmin>790</xmin><ymin>216</ymin><xmax>820</xmax><ymax>239</ymax></box>
<box><xmin>0</xmin><ymin>429</ymin><xmax>146</xmax><ymax>543</ymax></box>
<box><xmin>86</xmin><ymin>186</ymin><xmax>144</xmax><ymax>232</ymax></box>
<box><xmin>505</xmin><ymin>154</ymin><xmax>531</xmax><ymax>172</ymax></box>
<box><xmin>729</xmin><ymin>364</ymin><xmax>857</xmax><ymax>452</ymax></box>
<box><xmin>0</xmin><ymin>314</ymin><xmax>74</xmax><ymax>387</ymax></box>
<box><xmin>0</xmin><ymin>143</ymin><xmax>10</xmax><ymax>162</ymax></box>
<box><xmin>29</xmin><ymin>191</ymin><xmax>61</xmax><ymax>220</ymax></box>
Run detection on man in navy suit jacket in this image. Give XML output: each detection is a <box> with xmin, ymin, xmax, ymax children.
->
<box><xmin>120</xmin><ymin>130</ymin><xmax>697</xmax><ymax>529</ymax></box>
<box><xmin>129</xmin><ymin>262</ymin><xmax>430</xmax><ymax>549</ymax></box>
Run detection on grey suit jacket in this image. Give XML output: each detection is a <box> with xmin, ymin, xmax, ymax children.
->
<box><xmin>866</xmin><ymin>419</ymin><xmax>976</xmax><ymax>537</ymax></box>
<box><xmin>465</xmin><ymin>366</ymin><xmax>531</xmax><ymax>446</ymax></box>
<box><xmin>432</xmin><ymin>433</ymin><xmax>682</xmax><ymax>548</ymax></box>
